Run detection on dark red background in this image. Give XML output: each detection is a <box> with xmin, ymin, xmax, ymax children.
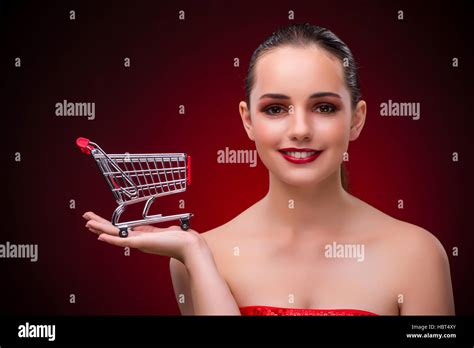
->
<box><xmin>2</xmin><ymin>0</ymin><xmax>472</xmax><ymax>315</ymax></box>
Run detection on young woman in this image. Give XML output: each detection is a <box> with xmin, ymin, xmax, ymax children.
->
<box><xmin>83</xmin><ymin>23</ymin><xmax>455</xmax><ymax>316</ymax></box>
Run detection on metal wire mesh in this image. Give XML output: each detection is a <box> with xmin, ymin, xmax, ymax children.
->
<box><xmin>92</xmin><ymin>153</ymin><xmax>188</xmax><ymax>204</ymax></box>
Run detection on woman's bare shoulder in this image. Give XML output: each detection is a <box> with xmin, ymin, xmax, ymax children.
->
<box><xmin>355</xmin><ymin>197</ymin><xmax>453</xmax><ymax>314</ymax></box>
<box><xmin>354</xmin><ymin>196</ymin><xmax>449</xmax><ymax>268</ymax></box>
<box><xmin>199</xmin><ymin>224</ymin><xmax>231</xmax><ymax>255</ymax></box>
<box><xmin>198</xmin><ymin>203</ymin><xmax>257</xmax><ymax>256</ymax></box>
<box><xmin>386</xmin><ymin>217</ymin><xmax>449</xmax><ymax>270</ymax></box>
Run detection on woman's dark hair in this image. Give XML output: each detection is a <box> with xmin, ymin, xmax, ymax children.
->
<box><xmin>244</xmin><ymin>23</ymin><xmax>361</xmax><ymax>193</ymax></box>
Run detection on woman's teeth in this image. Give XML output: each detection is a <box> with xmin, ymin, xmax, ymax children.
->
<box><xmin>283</xmin><ymin>151</ymin><xmax>317</xmax><ymax>159</ymax></box>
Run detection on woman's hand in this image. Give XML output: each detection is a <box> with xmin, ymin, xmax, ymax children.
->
<box><xmin>84</xmin><ymin>211</ymin><xmax>241</xmax><ymax>315</ymax></box>
<box><xmin>83</xmin><ymin>211</ymin><xmax>206</xmax><ymax>264</ymax></box>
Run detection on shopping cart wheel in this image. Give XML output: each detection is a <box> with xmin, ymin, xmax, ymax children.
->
<box><xmin>180</xmin><ymin>218</ymin><xmax>190</xmax><ymax>231</ymax></box>
<box><xmin>119</xmin><ymin>227</ymin><xmax>129</xmax><ymax>238</ymax></box>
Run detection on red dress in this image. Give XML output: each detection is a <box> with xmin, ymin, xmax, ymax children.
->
<box><xmin>239</xmin><ymin>305</ymin><xmax>378</xmax><ymax>316</ymax></box>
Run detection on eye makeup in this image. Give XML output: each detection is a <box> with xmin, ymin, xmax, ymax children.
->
<box><xmin>261</xmin><ymin>102</ymin><xmax>339</xmax><ymax>116</ymax></box>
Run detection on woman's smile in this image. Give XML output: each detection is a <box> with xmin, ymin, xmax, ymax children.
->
<box><xmin>278</xmin><ymin>148</ymin><xmax>323</xmax><ymax>164</ymax></box>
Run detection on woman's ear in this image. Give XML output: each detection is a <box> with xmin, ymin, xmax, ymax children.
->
<box><xmin>349</xmin><ymin>100</ymin><xmax>367</xmax><ymax>141</ymax></box>
<box><xmin>239</xmin><ymin>101</ymin><xmax>255</xmax><ymax>141</ymax></box>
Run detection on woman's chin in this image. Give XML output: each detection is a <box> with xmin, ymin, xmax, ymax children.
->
<box><xmin>278</xmin><ymin>173</ymin><xmax>326</xmax><ymax>188</ymax></box>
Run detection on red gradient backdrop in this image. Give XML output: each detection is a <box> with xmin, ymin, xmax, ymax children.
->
<box><xmin>2</xmin><ymin>0</ymin><xmax>472</xmax><ymax>315</ymax></box>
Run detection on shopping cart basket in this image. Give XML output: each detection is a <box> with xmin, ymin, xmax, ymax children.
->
<box><xmin>76</xmin><ymin>137</ymin><xmax>193</xmax><ymax>238</ymax></box>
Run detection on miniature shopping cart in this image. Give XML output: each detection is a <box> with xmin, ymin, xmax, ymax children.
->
<box><xmin>76</xmin><ymin>137</ymin><xmax>193</xmax><ymax>238</ymax></box>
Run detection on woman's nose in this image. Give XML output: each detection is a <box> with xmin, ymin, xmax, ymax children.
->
<box><xmin>288</xmin><ymin>111</ymin><xmax>313</xmax><ymax>141</ymax></box>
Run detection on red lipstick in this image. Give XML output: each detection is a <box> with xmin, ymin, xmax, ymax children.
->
<box><xmin>278</xmin><ymin>148</ymin><xmax>322</xmax><ymax>164</ymax></box>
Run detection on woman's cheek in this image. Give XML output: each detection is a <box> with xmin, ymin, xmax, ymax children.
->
<box><xmin>253</xmin><ymin>122</ymin><xmax>283</xmax><ymax>171</ymax></box>
<box><xmin>317</xmin><ymin>117</ymin><xmax>349</xmax><ymax>150</ymax></box>
<box><xmin>254</xmin><ymin>139</ymin><xmax>277</xmax><ymax>174</ymax></box>
<box><xmin>253</xmin><ymin>118</ymin><xmax>283</xmax><ymax>147</ymax></box>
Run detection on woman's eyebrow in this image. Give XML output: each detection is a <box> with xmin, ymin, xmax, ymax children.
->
<box><xmin>259</xmin><ymin>92</ymin><xmax>341</xmax><ymax>100</ymax></box>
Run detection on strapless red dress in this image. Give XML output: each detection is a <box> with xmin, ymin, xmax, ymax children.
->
<box><xmin>239</xmin><ymin>305</ymin><xmax>378</xmax><ymax>316</ymax></box>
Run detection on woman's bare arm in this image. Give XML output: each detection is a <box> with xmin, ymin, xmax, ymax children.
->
<box><xmin>398</xmin><ymin>227</ymin><xmax>455</xmax><ymax>315</ymax></box>
<box><xmin>170</xmin><ymin>238</ymin><xmax>241</xmax><ymax>315</ymax></box>
<box><xmin>170</xmin><ymin>258</ymin><xmax>194</xmax><ymax>314</ymax></box>
<box><xmin>83</xmin><ymin>211</ymin><xmax>240</xmax><ymax>315</ymax></box>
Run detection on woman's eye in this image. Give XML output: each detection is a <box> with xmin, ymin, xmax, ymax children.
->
<box><xmin>315</xmin><ymin>104</ymin><xmax>336</xmax><ymax>113</ymax></box>
<box><xmin>263</xmin><ymin>103</ymin><xmax>337</xmax><ymax>116</ymax></box>
<box><xmin>264</xmin><ymin>105</ymin><xmax>285</xmax><ymax>116</ymax></box>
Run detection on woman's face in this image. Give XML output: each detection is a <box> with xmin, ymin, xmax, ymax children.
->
<box><xmin>239</xmin><ymin>45</ymin><xmax>366</xmax><ymax>187</ymax></box>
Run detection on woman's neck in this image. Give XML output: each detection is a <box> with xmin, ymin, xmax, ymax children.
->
<box><xmin>259</xmin><ymin>169</ymin><xmax>354</xmax><ymax>237</ymax></box>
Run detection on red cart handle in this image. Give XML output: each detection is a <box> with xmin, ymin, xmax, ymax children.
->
<box><xmin>76</xmin><ymin>137</ymin><xmax>94</xmax><ymax>155</ymax></box>
<box><xmin>187</xmin><ymin>154</ymin><xmax>191</xmax><ymax>186</ymax></box>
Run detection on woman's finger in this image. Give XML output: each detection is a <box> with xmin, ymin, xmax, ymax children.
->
<box><xmin>88</xmin><ymin>225</ymin><xmax>142</xmax><ymax>238</ymax></box>
<box><xmin>82</xmin><ymin>211</ymin><xmax>112</xmax><ymax>225</ymax></box>
<box><xmin>98</xmin><ymin>233</ymin><xmax>142</xmax><ymax>248</ymax></box>
<box><xmin>86</xmin><ymin>225</ymin><xmax>102</xmax><ymax>234</ymax></box>
<box><xmin>86</xmin><ymin>220</ymin><xmax>119</xmax><ymax>236</ymax></box>
<box><xmin>131</xmin><ymin>225</ymin><xmax>157</xmax><ymax>232</ymax></box>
